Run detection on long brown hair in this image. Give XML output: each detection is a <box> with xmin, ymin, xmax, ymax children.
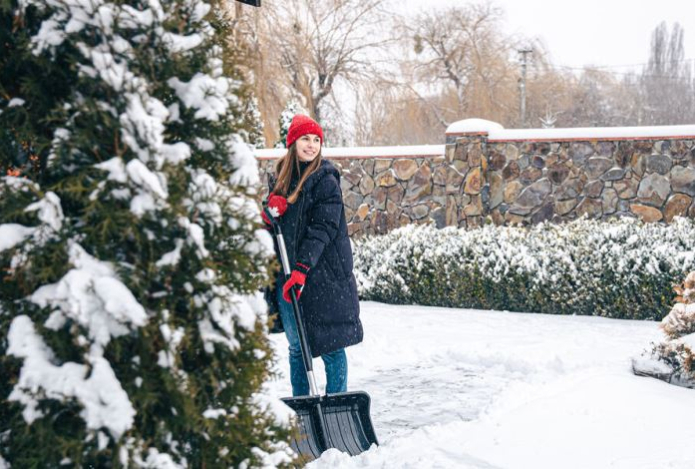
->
<box><xmin>273</xmin><ymin>143</ymin><xmax>322</xmax><ymax>203</ymax></box>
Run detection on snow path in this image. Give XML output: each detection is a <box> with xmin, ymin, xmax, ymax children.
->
<box><xmin>267</xmin><ymin>302</ymin><xmax>695</xmax><ymax>468</ymax></box>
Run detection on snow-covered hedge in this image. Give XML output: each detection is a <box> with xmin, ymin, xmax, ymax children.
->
<box><xmin>353</xmin><ymin>217</ymin><xmax>695</xmax><ymax>320</ymax></box>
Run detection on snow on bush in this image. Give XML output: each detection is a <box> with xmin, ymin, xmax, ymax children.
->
<box><xmin>353</xmin><ymin>217</ymin><xmax>695</xmax><ymax>320</ymax></box>
<box><xmin>662</xmin><ymin>272</ymin><xmax>695</xmax><ymax>339</ymax></box>
<box><xmin>634</xmin><ymin>272</ymin><xmax>695</xmax><ymax>388</ymax></box>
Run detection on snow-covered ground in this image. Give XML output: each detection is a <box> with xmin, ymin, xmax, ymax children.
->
<box><xmin>267</xmin><ymin>302</ymin><xmax>695</xmax><ymax>469</ymax></box>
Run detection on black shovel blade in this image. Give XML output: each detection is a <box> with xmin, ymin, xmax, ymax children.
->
<box><xmin>282</xmin><ymin>391</ymin><xmax>378</xmax><ymax>460</ymax></box>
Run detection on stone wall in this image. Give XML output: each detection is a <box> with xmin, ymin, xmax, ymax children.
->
<box><xmin>470</xmin><ymin>134</ymin><xmax>695</xmax><ymax>226</ymax></box>
<box><xmin>256</xmin><ymin>121</ymin><xmax>695</xmax><ymax>236</ymax></box>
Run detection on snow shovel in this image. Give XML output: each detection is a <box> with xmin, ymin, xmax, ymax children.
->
<box><xmin>264</xmin><ymin>207</ymin><xmax>379</xmax><ymax>460</ymax></box>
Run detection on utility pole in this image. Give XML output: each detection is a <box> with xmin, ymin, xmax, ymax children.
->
<box><xmin>518</xmin><ymin>48</ymin><xmax>533</xmax><ymax>127</ymax></box>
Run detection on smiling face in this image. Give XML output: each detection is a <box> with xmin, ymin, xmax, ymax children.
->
<box><xmin>295</xmin><ymin>133</ymin><xmax>321</xmax><ymax>162</ymax></box>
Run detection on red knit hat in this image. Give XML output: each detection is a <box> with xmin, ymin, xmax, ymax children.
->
<box><xmin>286</xmin><ymin>114</ymin><xmax>324</xmax><ymax>148</ymax></box>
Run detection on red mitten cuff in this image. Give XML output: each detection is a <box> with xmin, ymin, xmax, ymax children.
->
<box><xmin>295</xmin><ymin>262</ymin><xmax>310</xmax><ymax>275</ymax></box>
<box><xmin>282</xmin><ymin>263</ymin><xmax>309</xmax><ymax>302</ymax></box>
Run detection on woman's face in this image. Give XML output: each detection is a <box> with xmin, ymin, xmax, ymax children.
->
<box><xmin>295</xmin><ymin>134</ymin><xmax>321</xmax><ymax>162</ymax></box>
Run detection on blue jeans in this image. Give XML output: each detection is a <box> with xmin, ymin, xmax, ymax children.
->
<box><xmin>277</xmin><ymin>280</ymin><xmax>348</xmax><ymax>396</ymax></box>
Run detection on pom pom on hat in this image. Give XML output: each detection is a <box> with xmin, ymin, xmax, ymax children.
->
<box><xmin>286</xmin><ymin>114</ymin><xmax>324</xmax><ymax>148</ymax></box>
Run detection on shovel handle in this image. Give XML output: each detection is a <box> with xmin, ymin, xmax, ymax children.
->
<box><xmin>264</xmin><ymin>207</ymin><xmax>320</xmax><ymax>397</ymax></box>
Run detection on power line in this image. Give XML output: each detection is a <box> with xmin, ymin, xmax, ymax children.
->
<box><xmin>543</xmin><ymin>63</ymin><xmax>695</xmax><ymax>81</ymax></box>
<box><xmin>552</xmin><ymin>58</ymin><xmax>695</xmax><ymax>71</ymax></box>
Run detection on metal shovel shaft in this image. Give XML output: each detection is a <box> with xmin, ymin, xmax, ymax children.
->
<box><xmin>270</xmin><ymin>217</ymin><xmax>320</xmax><ymax>396</ymax></box>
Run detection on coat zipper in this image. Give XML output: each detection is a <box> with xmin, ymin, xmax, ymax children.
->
<box><xmin>294</xmin><ymin>191</ymin><xmax>305</xmax><ymax>263</ymax></box>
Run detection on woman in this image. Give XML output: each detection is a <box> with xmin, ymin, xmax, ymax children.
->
<box><xmin>263</xmin><ymin>114</ymin><xmax>363</xmax><ymax>397</ymax></box>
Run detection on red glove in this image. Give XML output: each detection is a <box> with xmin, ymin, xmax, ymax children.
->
<box><xmin>262</xmin><ymin>194</ymin><xmax>288</xmax><ymax>225</ymax></box>
<box><xmin>283</xmin><ymin>262</ymin><xmax>310</xmax><ymax>302</ymax></box>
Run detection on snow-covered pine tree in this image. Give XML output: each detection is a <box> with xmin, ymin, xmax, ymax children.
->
<box><xmin>0</xmin><ymin>0</ymin><xmax>293</xmax><ymax>467</ymax></box>
<box><xmin>243</xmin><ymin>96</ymin><xmax>266</xmax><ymax>149</ymax></box>
<box><xmin>274</xmin><ymin>99</ymin><xmax>306</xmax><ymax>148</ymax></box>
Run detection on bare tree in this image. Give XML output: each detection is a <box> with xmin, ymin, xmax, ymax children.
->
<box><xmin>228</xmin><ymin>0</ymin><xmax>393</xmax><ymax>144</ymax></box>
<box><xmin>641</xmin><ymin>22</ymin><xmax>695</xmax><ymax>125</ymax></box>
<box><xmin>225</xmin><ymin>2</ymin><xmax>287</xmax><ymax>145</ymax></box>
<box><xmin>262</xmin><ymin>0</ymin><xmax>392</xmax><ymax>124</ymax></box>
<box><xmin>521</xmin><ymin>48</ymin><xmax>573</xmax><ymax>127</ymax></box>
<box><xmin>399</xmin><ymin>3</ymin><xmax>516</xmax><ymax>122</ymax></box>
<box><xmin>352</xmin><ymin>79</ymin><xmax>446</xmax><ymax>145</ymax></box>
<box><xmin>352</xmin><ymin>81</ymin><xmax>394</xmax><ymax>146</ymax></box>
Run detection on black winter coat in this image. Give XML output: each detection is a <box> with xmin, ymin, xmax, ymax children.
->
<box><xmin>267</xmin><ymin>159</ymin><xmax>363</xmax><ymax>357</ymax></box>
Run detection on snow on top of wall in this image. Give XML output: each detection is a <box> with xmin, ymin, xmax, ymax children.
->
<box><xmin>488</xmin><ymin>125</ymin><xmax>695</xmax><ymax>142</ymax></box>
<box><xmin>256</xmin><ymin>122</ymin><xmax>695</xmax><ymax>161</ymax></box>
<box><xmin>445</xmin><ymin>118</ymin><xmax>504</xmax><ymax>134</ymax></box>
<box><xmin>255</xmin><ymin>144</ymin><xmax>446</xmax><ymax>159</ymax></box>
<box><xmin>447</xmin><ymin>119</ymin><xmax>695</xmax><ymax>142</ymax></box>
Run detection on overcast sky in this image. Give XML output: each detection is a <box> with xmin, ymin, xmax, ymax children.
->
<box><xmin>396</xmin><ymin>0</ymin><xmax>695</xmax><ymax>74</ymax></box>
